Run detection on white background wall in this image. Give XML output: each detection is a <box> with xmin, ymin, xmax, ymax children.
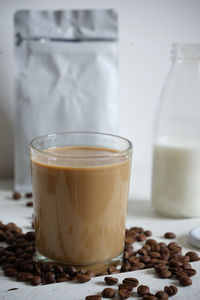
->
<box><xmin>0</xmin><ymin>0</ymin><xmax>200</xmax><ymax>199</ymax></box>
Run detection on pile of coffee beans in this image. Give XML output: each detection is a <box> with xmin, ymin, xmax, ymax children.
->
<box><xmin>86</xmin><ymin>276</ymin><xmax>178</xmax><ymax>299</ymax></box>
<box><xmin>0</xmin><ymin>221</ymin><xmax>199</xmax><ymax>298</ymax></box>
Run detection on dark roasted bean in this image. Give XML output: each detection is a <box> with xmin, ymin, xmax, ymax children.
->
<box><xmin>77</xmin><ymin>273</ymin><xmax>91</xmax><ymax>283</ymax></box>
<box><xmin>104</xmin><ymin>276</ymin><xmax>118</xmax><ymax>285</ymax></box>
<box><xmin>164</xmin><ymin>232</ymin><xmax>176</xmax><ymax>239</ymax></box>
<box><xmin>107</xmin><ymin>265</ymin><xmax>118</xmax><ymax>274</ymax></box>
<box><xmin>25</xmin><ymin>193</ymin><xmax>33</xmax><ymax>198</ymax></box>
<box><xmin>183</xmin><ymin>268</ymin><xmax>196</xmax><ymax>277</ymax></box>
<box><xmin>13</xmin><ymin>192</ymin><xmax>21</xmax><ymax>200</ymax></box>
<box><xmin>122</xmin><ymin>277</ymin><xmax>139</xmax><ymax>287</ymax></box>
<box><xmin>102</xmin><ymin>288</ymin><xmax>115</xmax><ymax>298</ymax></box>
<box><xmin>137</xmin><ymin>285</ymin><xmax>150</xmax><ymax>296</ymax></box>
<box><xmin>43</xmin><ymin>262</ymin><xmax>54</xmax><ymax>273</ymax></box>
<box><xmin>118</xmin><ymin>289</ymin><xmax>131</xmax><ymax>299</ymax></box>
<box><xmin>30</xmin><ymin>275</ymin><xmax>42</xmax><ymax>285</ymax></box>
<box><xmin>137</xmin><ymin>234</ymin><xmax>146</xmax><ymax>242</ymax></box>
<box><xmin>26</xmin><ymin>201</ymin><xmax>33</xmax><ymax>207</ymax></box>
<box><xmin>143</xmin><ymin>294</ymin><xmax>158</xmax><ymax>300</ymax></box>
<box><xmin>185</xmin><ymin>251</ymin><xmax>199</xmax><ymax>262</ymax></box>
<box><xmin>164</xmin><ymin>286</ymin><xmax>178</xmax><ymax>296</ymax></box>
<box><xmin>17</xmin><ymin>272</ymin><xmax>33</xmax><ymax>281</ymax></box>
<box><xmin>56</xmin><ymin>277</ymin><xmax>68</xmax><ymax>283</ymax></box>
<box><xmin>85</xmin><ymin>296</ymin><xmax>101</xmax><ymax>300</ymax></box>
<box><xmin>159</xmin><ymin>269</ymin><xmax>172</xmax><ymax>278</ymax></box>
<box><xmin>140</xmin><ymin>255</ymin><xmax>151</xmax><ymax>263</ymax></box>
<box><xmin>144</xmin><ymin>231</ymin><xmax>152</xmax><ymax>237</ymax></box>
<box><xmin>146</xmin><ymin>239</ymin><xmax>157</xmax><ymax>246</ymax></box>
<box><xmin>25</xmin><ymin>231</ymin><xmax>35</xmax><ymax>241</ymax></box>
<box><xmin>118</xmin><ymin>284</ymin><xmax>133</xmax><ymax>291</ymax></box>
<box><xmin>149</xmin><ymin>252</ymin><xmax>161</xmax><ymax>259</ymax></box>
<box><xmin>155</xmin><ymin>291</ymin><xmax>169</xmax><ymax>299</ymax></box>
<box><xmin>45</xmin><ymin>272</ymin><xmax>55</xmax><ymax>284</ymax></box>
<box><xmin>138</xmin><ymin>248</ymin><xmax>147</xmax><ymax>256</ymax></box>
<box><xmin>179</xmin><ymin>275</ymin><xmax>192</xmax><ymax>286</ymax></box>
<box><xmin>4</xmin><ymin>268</ymin><xmax>18</xmax><ymax>277</ymax></box>
<box><xmin>154</xmin><ymin>264</ymin><xmax>166</xmax><ymax>273</ymax></box>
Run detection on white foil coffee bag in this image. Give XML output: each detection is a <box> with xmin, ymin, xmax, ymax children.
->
<box><xmin>14</xmin><ymin>9</ymin><xmax>118</xmax><ymax>193</ymax></box>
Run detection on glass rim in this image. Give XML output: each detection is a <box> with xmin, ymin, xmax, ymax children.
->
<box><xmin>30</xmin><ymin>131</ymin><xmax>133</xmax><ymax>159</ymax></box>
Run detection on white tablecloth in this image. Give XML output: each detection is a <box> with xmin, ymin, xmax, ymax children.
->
<box><xmin>0</xmin><ymin>180</ymin><xmax>199</xmax><ymax>300</ymax></box>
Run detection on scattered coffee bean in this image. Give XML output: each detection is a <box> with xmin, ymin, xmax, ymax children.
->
<box><xmin>122</xmin><ymin>277</ymin><xmax>139</xmax><ymax>287</ymax></box>
<box><xmin>4</xmin><ymin>268</ymin><xmax>18</xmax><ymax>277</ymax></box>
<box><xmin>118</xmin><ymin>288</ymin><xmax>131</xmax><ymax>299</ymax></box>
<box><xmin>179</xmin><ymin>275</ymin><xmax>192</xmax><ymax>286</ymax></box>
<box><xmin>154</xmin><ymin>264</ymin><xmax>166</xmax><ymax>273</ymax></box>
<box><xmin>137</xmin><ymin>285</ymin><xmax>150</xmax><ymax>296</ymax></box>
<box><xmin>146</xmin><ymin>239</ymin><xmax>157</xmax><ymax>246</ymax></box>
<box><xmin>155</xmin><ymin>291</ymin><xmax>169</xmax><ymax>299</ymax></box>
<box><xmin>17</xmin><ymin>272</ymin><xmax>33</xmax><ymax>281</ymax></box>
<box><xmin>144</xmin><ymin>231</ymin><xmax>152</xmax><ymax>237</ymax></box>
<box><xmin>45</xmin><ymin>272</ymin><xmax>55</xmax><ymax>284</ymax></box>
<box><xmin>30</xmin><ymin>275</ymin><xmax>42</xmax><ymax>286</ymax></box>
<box><xmin>104</xmin><ymin>276</ymin><xmax>118</xmax><ymax>285</ymax></box>
<box><xmin>118</xmin><ymin>284</ymin><xmax>133</xmax><ymax>291</ymax></box>
<box><xmin>102</xmin><ymin>288</ymin><xmax>115</xmax><ymax>298</ymax></box>
<box><xmin>183</xmin><ymin>268</ymin><xmax>196</xmax><ymax>277</ymax></box>
<box><xmin>185</xmin><ymin>251</ymin><xmax>199</xmax><ymax>262</ymax></box>
<box><xmin>164</xmin><ymin>286</ymin><xmax>178</xmax><ymax>296</ymax></box>
<box><xmin>77</xmin><ymin>273</ymin><xmax>91</xmax><ymax>283</ymax></box>
<box><xmin>12</xmin><ymin>192</ymin><xmax>21</xmax><ymax>200</ymax></box>
<box><xmin>107</xmin><ymin>265</ymin><xmax>118</xmax><ymax>274</ymax></box>
<box><xmin>25</xmin><ymin>193</ymin><xmax>33</xmax><ymax>198</ymax></box>
<box><xmin>65</xmin><ymin>265</ymin><xmax>77</xmax><ymax>277</ymax></box>
<box><xmin>164</xmin><ymin>232</ymin><xmax>176</xmax><ymax>239</ymax></box>
<box><xmin>85</xmin><ymin>296</ymin><xmax>101</xmax><ymax>300</ymax></box>
<box><xmin>137</xmin><ymin>234</ymin><xmax>146</xmax><ymax>242</ymax></box>
<box><xmin>159</xmin><ymin>269</ymin><xmax>172</xmax><ymax>279</ymax></box>
<box><xmin>26</xmin><ymin>202</ymin><xmax>33</xmax><ymax>207</ymax></box>
<box><xmin>143</xmin><ymin>293</ymin><xmax>158</xmax><ymax>300</ymax></box>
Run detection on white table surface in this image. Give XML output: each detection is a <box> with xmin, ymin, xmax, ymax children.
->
<box><xmin>0</xmin><ymin>179</ymin><xmax>200</xmax><ymax>300</ymax></box>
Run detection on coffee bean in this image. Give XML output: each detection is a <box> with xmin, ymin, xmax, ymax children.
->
<box><xmin>102</xmin><ymin>288</ymin><xmax>115</xmax><ymax>298</ymax></box>
<box><xmin>182</xmin><ymin>262</ymin><xmax>191</xmax><ymax>270</ymax></box>
<box><xmin>144</xmin><ymin>231</ymin><xmax>152</xmax><ymax>237</ymax></box>
<box><xmin>146</xmin><ymin>239</ymin><xmax>157</xmax><ymax>246</ymax></box>
<box><xmin>154</xmin><ymin>264</ymin><xmax>166</xmax><ymax>273</ymax></box>
<box><xmin>164</xmin><ymin>286</ymin><xmax>178</xmax><ymax>296</ymax></box>
<box><xmin>138</xmin><ymin>248</ymin><xmax>148</xmax><ymax>256</ymax></box>
<box><xmin>56</xmin><ymin>277</ymin><xmax>68</xmax><ymax>283</ymax></box>
<box><xmin>128</xmin><ymin>256</ymin><xmax>140</xmax><ymax>264</ymax></box>
<box><xmin>122</xmin><ymin>277</ymin><xmax>139</xmax><ymax>287</ymax></box>
<box><xmin>85</xmin><ymin>296</ymin><xmax>101</xmax><ymax>300</ymax></box>
<box><xmin>118</xmin><ymin>289</ymin><xmax>131</xmax><ymax>299</ymax></box>
<box><xmin>30</xmin><ymin>275</ymin><xmax>42</xmax><ymax>286</ymax></box>
<box><xmin>26</xmin><ymin>202</ymin><xmax>33</xmax><ymax>207</ymax></box>
<box><xmin>137</xmin><ymin>285</ymin><xmax>150</xmax><ymax>296</ymax></box>
<box><xmin>118</xmin><ymin>284</ymin><xmax>133</xmax><ymax>291</ymax></box>
<box><xmin>77</xmin><ymin>273</ymin><xmax>91</xmax><ymax>283</ymax></box>
<box><xmin>43</xmin><ymin>262</ymin><xmax>54</xmax><ymax>273</ymax></box>
<box><xmin>143</xmin><ymin>294</ymin><xmax>158</xmax><ymax>300</ymax></box>
<box><xmin>124</xmin><ymin>244</ymin><xmax>134</xmax><ymax>252</ymax></box>
<box><xmin>164</xmin><ymin>232</ymin><xmax>176</xmax><ymax>239</ymax></box>
<box><xmin>155</xmin><ymin>291</ymin><xmax>169</xmax><ymax>299</ymax></box>
<box><xmin>140</xmin><ymin>255</ymin><xmax>151</xmax><ymax>263</ymax></box>
<box><xmin>17</xmin><ymin>272</ymin><xmax>33</xmax><ymax>281</ymax></box>
<box><xmin>149</xmin><ymin>252</ymin><xmax>161</xmax><ymax>259</ymax></box>
<box><xmin>179</xmin><ymin>275</ymin><xmax>192</xmax><ymax>286</ymax></box>
<box><xmin>183</xmin><ymin>268</ymin><xmax>196</xmax><ymax>277</ymax></box>
<box><xmin>104</xmin><ymin>276</ymin><xmax>118</xmax><ymax>285</ymax></box>
<box><xmin>25</xmin><ymin>193</ymin><xmax>33</xmax><ymax>198</ymax></box>
<box><xmin>125</xmin><ymin>236</ymin><xmax>135</xmax><ymax>244</ymax></box>
<box><xmin>13</xmin><ymin>192</ymin><xmax>21</xmax><ymax>200</ymax></box>
<box><xmin>25</xmin><ymin>231</ymin><xmax>35</xmax><ymax>241</ymax></box>
<box><xmin>107</xmin><ymin>265</ymin><xmax>118</xmax><ymax>274</ymax></box>
<box><xmin>4</xmin><ymin>268</ymin><xmax>18</xmax><ymax>277</ymax></box>
<box><xmin>143</xmin><ymin>244</ymin><xmax>151</xmax><ymax>252</ymax></box>
<box><xmin>130</xmin><ymin>262</ymin><xmax>145</xmax><ymax>270</ymax></box>
<box><xmin>120</xmin><ymin>262</ymin><xmax>131</xmax><ymax>272</ymax></box>
<box><xmin>159</xmin><ymin>269</ymin><xmax>172</xmax><ymax>278</ymax></box>
<box><xmin>45</xmin><ymin>272</ymin><xmax>55</xmax><ymax>284</ymax></box>
<box><xmin>185</xmin><ymin>251</ymin><xmax>199</xmax><ymax>262</ymax></box>
<box><xmin>137</xmin><ymin>234</ymin><xmax>146</xmax><ymax>242</ymax></box>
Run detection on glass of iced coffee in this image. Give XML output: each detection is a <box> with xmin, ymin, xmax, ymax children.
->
<box><xmin>30</xmin><ymin>132</ymin><xmax>132</xmax><ymax>266</ymax></box>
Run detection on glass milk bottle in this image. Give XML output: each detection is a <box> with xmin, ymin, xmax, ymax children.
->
<box><xmin>151</xmin><ymin>44</ymin><xmax>200</xmax><ymax>218</ymax></box>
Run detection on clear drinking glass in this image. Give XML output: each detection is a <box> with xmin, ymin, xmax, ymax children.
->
<box><xmin>30</xmin><ymin>132</ymin><xmax>132</xmax><ymax>266</ymax></box>
<box><xmin>151</xmin><ymin>44</ymin><xmax>200</xmax><ymax>218</ymax></box>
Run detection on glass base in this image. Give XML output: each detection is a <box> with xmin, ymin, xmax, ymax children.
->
<box><xmin>34</xmin><ymin>250</ymin><xmax>122</xmax><ymax>274</ymax></box>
